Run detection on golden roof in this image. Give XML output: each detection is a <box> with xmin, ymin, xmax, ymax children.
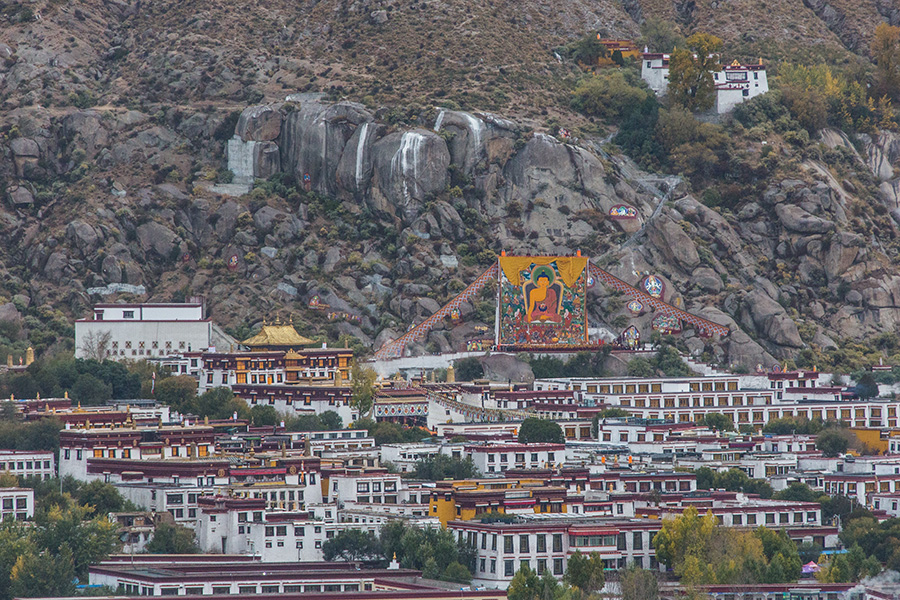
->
<box><xmin>242</xmin><ymin>324</ymin><xmax>315</xmax><ymax>347</ymax></box>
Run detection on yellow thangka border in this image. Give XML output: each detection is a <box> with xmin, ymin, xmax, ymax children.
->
<box><xmin>498</xmin><ymin>256</ymin><xmax>588</xmax><ymax>288</ymax></box>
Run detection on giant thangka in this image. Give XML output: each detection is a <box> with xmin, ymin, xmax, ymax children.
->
<box><xmin>496</xmin><ymin>256</ymin><xmax>588</xmax><ymax>349</ymax></box>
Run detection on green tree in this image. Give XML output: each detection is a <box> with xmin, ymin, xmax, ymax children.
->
<box><xmin>639</xmin><ymin>17</ymin><xmax>684</xmax><ymax>53</ymax></box>
<box><xmin>817</xmin><ymin>544</ymin><xmax>882</xmax><ymax>582</ymax></box>
<box><xmin>350</xmin><ymin>363</ymin><xmax>378</xmax><ymax>417</ymax></box>
<box><xmin>454</xmin><ymin>358</ymin><xmax>483</xmax><ymax>381</ymax></box>
<box><xmin>564</xmin><ymin>551</ymin><xmax>605</xmax><ymax>598</ymax></box>
<box><xmin>653</xmin><ymin>506</ymin><xmax>717</xmax><ymax>579</ymax></box>
<box><xmin>71</xmin><ymin>373</ymin><xmax>113</xmax><ymax>406</ymax></box>
<box><xmin>626</xmin><ymin>357</ymin><xmax>656</xmax><ymax>377</ymax></box>
<box><xmin>754</xmin><ymin>527</ymin><xmax>802</xmax><ymax>582</ymax></box>
<box><xmin>77</xmin><ymin>481</ymin><xmax>125</xmax><ymax>517</ymax></box>
<box><xmin>319</xmin><ymin>411</ymin><xmax>343</xmax><ymax>430</ymax></box>
<box><xmin>619</xmin><ymin>565</ymin><xmax>658</xmax><ymax>600</ymax></box>
<box><xmin>508</xmin><ymin>565</ymin><xmax>542</xmax><ymax>600</ymax></box>
<box><xmin>154</xmin><ymin>375</ymin><xmax>197</xmax><ymax>410</ymax></box>
<box><xmin>146</xmin><ymin>523</ymin><xmax>200</xmax><ymax>554</ymax></box>
<box><xmin>700</xmin><ymin>413</ymin><xmax>734</xmax><ymax>432</ymax></box>
<box><xmin>667</xmin><ymin>32</ymin><xmax>723</xmax><ymax>111</ymax></box>
<box><xmin>379</xmin><ymin>521</ymin><xmax>475</xmax><ymax>583</ymax></box>
<box><xmin>571</xmin><ymin>71</ymin><xmax>651</xmax><ymax>120</ymax></box>
<box><xmin>856</xmin><ymin>373</ymin><xmax>879</xmax><ymax>400</ymax></box>
<box><xmin>0</xmin><ymin>523</ymin><xmax>36</xmax><ymax>600</ymax></box>
<box><xmin>10</xmin><ymin>545</ymin><xmax>77</xmax><ymax>599</ymax></box>
<box><xmin>820</xmin><ymin>494</ymin><xmax>854</xmax><ymax>524</ymax></box>
<box><xmin>817</xmin><ymin>429</ymin><xmax>849</xmax><ymax>457</ymax></box>
<box><xmin>32</xmin><ymin>504</ymin><xmax>119</xmax><ymax>580</ymax></box>
<box><xmin>442</xmin><ymin>561</ymin><xmax>473</xmax><ymax>584</ymax></box>
<box><xmin>873</xmin><ymin>23</ymin><xmax>900</xmax><ymax>100</ymax></box>
<box><xmin>8</xmin><ymin>374</ymin><xmax>38</xmax><ymax>399</ymax></box>
<box><xmin>567</xmin><ymin>34</ymin><xmax>607</xmax><ymax>66</ymax></box>
<box><xmin>322</xmin><ymin>529</ymin><xmax>383</xmax><ymax>561</ymax></box>
<box><xmin>773</xmin><ymin>482</ymin><xmax>819</xmax><ymax>503</ymax></box>
<box><xmin>652</xmin><ymin>345</ymin><xmax>690</xmax><ymax>377</ymax></box>
<box><xmin>412</xmin><ymin>454</ymin><xmax>481</xmax><ymax>481</ymax></box>
<box><xmin>186</xmin><ymin>388</ymin><xmax>250</xmax><ymax>421</ymax></box>
<box><xmin>763</xmin><ymin>416</ymin><xmax>827</xmax><ymax>435</ymax></box>
<box><xmin>518</xmin><ymin>418</ymin><xmax>565</xmax><ymax>444</ymax></box>
<box><xmin>250</xmin><ymin>404</ymin><xmax>279</xmax><ymax>426</ymax></box>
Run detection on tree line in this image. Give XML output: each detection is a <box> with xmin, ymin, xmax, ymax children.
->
<box><xmin>322</xmin><ymin>520</ymin><xmax>476</xmax><ymax>583</ymax></box>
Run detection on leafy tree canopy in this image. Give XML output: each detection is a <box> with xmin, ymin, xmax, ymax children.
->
<box><xmin>518</xmin><ymin>417</ymin><xmax>565</xmax><ymax>444</ymax></box>
<box><xmin>412</xmin><ymin>454</ymin><xmax>480</xmax><ymax>481</ymax></box>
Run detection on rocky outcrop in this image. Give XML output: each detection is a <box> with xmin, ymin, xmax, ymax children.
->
<box><xmin>66</xmin><ymin>220</ymin><xmax>101</xmax><ymax>256</ymax></box>
<box><xmin>802</xmin><ymin>0</ymin><xmax>858</xmax><ymax>52</ymax></box>
<box><xmin>371</xmin><ymin>130</ymin><xmax>450</xmax><ymax>220</ymax></box>
<box><xmin>775</xmin><ymin>204</ymin><xmax>835</xmax><ymax>234</ymax></box>
<box><xmin>279</xmin><ymin>97</ymin><xmax>374</xmax><ymax>198</ymax></box>
<box><xmin>10</xmin><ymin>138</ymin><xmax>40</xmax><ymax>178</ymax></box>
<box><xmin>435</xmin><ymin>109</ymin><xmax>518</xmax><ymax>174</ymax></box>
<box><xmin>7</xmin><ymin>92</ymin><xmax>900</xmax><ymax>369</ymax></box>
<box><xmin>741</xmin><ymin>289</ymin><xmax>804</xmax><ymax>352</ymax></box>
<box><xmin>236</xmin><ymin>105</ymin><xmax>283</xmax><ymax>142</ymax></box>
<box><xmin>136</xmin><ymin>222</ymin><xmax>181</xmax><ymax>260</ymax></box>
<box><xmin>480</xmin><ymin>354</ymin><xmax>535</xmax><ymax>385</ymax></box>
<box><xmin>648</xmin><ymin>217</ymin><xmax>700</xmax><ymax>272</ymax></box>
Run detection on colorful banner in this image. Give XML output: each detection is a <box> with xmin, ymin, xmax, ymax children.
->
<box><xmin>497</xmin><ymin>256</ymin><xmax>588</xmax><ymax>347</ymax></box>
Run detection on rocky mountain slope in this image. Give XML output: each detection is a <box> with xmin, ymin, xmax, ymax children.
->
<box><xmin>2</xmin><ymin>0</ymin><xmax>900</xmax><ymax>369</ymax></box>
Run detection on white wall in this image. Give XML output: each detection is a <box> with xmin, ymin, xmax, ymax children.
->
<box><xmin>76</xmin><ymin>320</ymin><xmax>212</xmax><ymax>360</ymax></box>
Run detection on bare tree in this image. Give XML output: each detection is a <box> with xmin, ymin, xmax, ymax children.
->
<box><xmin>79</xmin><ymin>330</ymin><xmax>112</xmax><ymax>361</ymax></box>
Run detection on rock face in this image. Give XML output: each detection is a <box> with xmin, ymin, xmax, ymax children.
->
<box><xmin>480</xmin><ymin>354</ymin><xmax>535</xmax><ymax>385</ymax></box>
<box><xmin>136</xmin><ymin>222</ymin><xmax>181</xmax><ymax>260</ymax></box>
<box><xmin>742</xmin><ymin>289</ymin><xmax>804</xmax><ymax>351</ymax></box>
<box><xmin>10</xmin><ymin>91</ymin><xmax>900</xmax><ymax>370</ymax></box>
<box><xmin>236</xmin><ymin>105</ymin><xmax>283</xmax><ymax>142</ymax></box>
<box><xmin>775</xmin><ymin>204</ymin><xmax>835</xmax><ymax>234</ymax></box>
<box><xmin>649</xmin><ymin>217</ymin><xmax>700</xmax><ymax>271</ymax></box>
<box><xmin>279</xmin><ymin>97</ymin><xmax>374</xmax><ymax>198</ymax></box>
<box><xmin>371</xmin><ymin>130</ymin><xmax>450</xmax><ymax>220</ymax></box>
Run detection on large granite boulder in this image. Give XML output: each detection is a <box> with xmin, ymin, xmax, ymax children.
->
<box><xmin>236</xmin><ymin>105</ymin><xmax>283</xmax><ymax>142</ymax></box>
<box><xmin>370</xmin><ymin>129</ymin><xmax>450</xmax><ymax>221</ymax></box>
<box><xmin>279</xmin><ymin>99</ymin><xmax>374</xmax><ymax>196</ymax></box>
<box><xmin>335</xmin><ymin>120</ymin><xmax>380</xmax><ymax>196</ymax></box>
<box><xmin>434</xmin><ymin>109</ymin><xmax>518</xmax><ymax>174</ymax></box>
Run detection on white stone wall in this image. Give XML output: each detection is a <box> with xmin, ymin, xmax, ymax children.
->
<box><xmin>0</xmin><ymin>451</ymin><xmax>55</xmax><ymax>480</ymax></box>
<box><xmin>0</xmin><ymin>488</ymin><xmax>34</xmax><ymax>520</ymax></box>
<box><xmin>75</xmin><ymin>320</ymin><xmax>212</xmax><ymax>360</ymax></box>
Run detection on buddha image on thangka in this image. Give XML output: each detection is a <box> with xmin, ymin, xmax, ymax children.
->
<box><xmin>497</xmin><ymin>256</ymin><xmax>589</xmax><ymax>347</ymax></box>
<box><xmin>523</xmin><ymin>265</ymin><xmax>563</xmax><ymax>323</ymax></box>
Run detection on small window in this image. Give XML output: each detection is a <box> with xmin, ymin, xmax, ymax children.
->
<box><xmin>123</xmin><ymin>311</ymin><xmax>135</xmax><ymax>319</ymax></box>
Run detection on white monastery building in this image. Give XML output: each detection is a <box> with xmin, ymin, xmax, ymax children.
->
<box><xmin>75</xmin><ymin>302</ymin><xmax>219</xmax><ymax>360</ymax></box>
<box><xmin>641</xmin><ymin>53</ymin><xmax>769</xmax><ymax>113</ymax></box>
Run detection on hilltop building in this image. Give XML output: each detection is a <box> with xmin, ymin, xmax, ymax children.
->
<box><xmin>641</xmin><ymin>53</ymin><xmax>769</xmax><ymax>113</ymax></box>
<box><xmin>596</xmin><ymin>38</ymin><xmax>640</xmax><ymax>65</ymax></box>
